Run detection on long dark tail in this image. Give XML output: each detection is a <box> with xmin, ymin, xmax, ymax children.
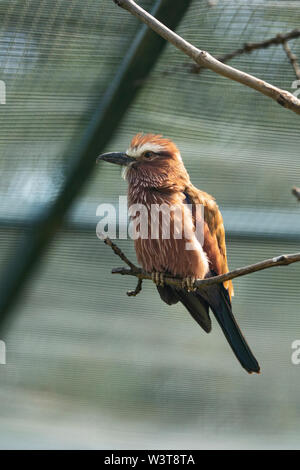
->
<box><xmin>205</xmin><ymin>283</ymin><xmax>260</xmax><ymax>374</ymax></box>
<box><xmin>157</xmin><ymin>282</ymin><xmax>260</xmax><ymax>374</ymax></box>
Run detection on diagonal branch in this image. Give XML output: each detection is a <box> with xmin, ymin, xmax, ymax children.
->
<box><xmin>103</xmin><ymin>236</ymin><xmax>300</xmax><ymax>292</ymax></box>
<box><xmin>103</xmin><ymin>236</ymin><xmax>137</xmax><ymax>270</ymax></box>
<box><xmin>191</xmin><ymin>29</ymin><xmax>300</xmax><ymax>76</ymax></box>
<box><xmin>282</xmin><ymin>40</ymin><xmax>300</xmax><ymax>80</ymax></box>
<box><xmin>113</xmin><ymin>0</ymin><xmax>300</xmax><ymax>115</ymax></box>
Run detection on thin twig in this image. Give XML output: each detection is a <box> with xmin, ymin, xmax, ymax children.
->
<box><xmin>292</xmin><ymin>186</ymin><xmax>300</xmax><ymax>201</ymax></box>
<box><xmin>127</xmin><ymin>278</ymin><xmax>143</xmax><ymax>296</ymax></box>
<box><xmin>282</xmin><ymin>40</ymin><xmax>300</xmax><ymax>80</ymax></box>
<box><xmin>103</xmin><ymin>236</ymin><xmax>137</xmax><ymax>270</ymax></box>
<box><xmin>191</xmin><ymin>29</ymin><xmax>300</xmax><ymax>75</ymax></box>
<box><xmin>113</xmin><ymin>0</ymin><xmax>300</xmax><ymax>115</ymax></box>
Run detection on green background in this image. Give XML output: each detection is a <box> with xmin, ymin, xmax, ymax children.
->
<box><xmin>0</xmin><ymin>0</ymin><xmax>299</xmax><ymax>449</ymax></box>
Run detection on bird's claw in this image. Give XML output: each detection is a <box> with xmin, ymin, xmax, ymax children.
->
<box><xmin>151</xmin><ymin>271</ymin><xmax>165</xmax><ymax>287</ymax></box>
<box><xmin>182</xmin><ymin>276</ymin><xmax>196</xmax><ymax>292</ymax></box>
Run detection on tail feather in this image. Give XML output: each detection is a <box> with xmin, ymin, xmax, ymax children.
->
<box><xmin>205</xmin><ymin>283</ymin><xmax>260</xmax><ymax>374</ymax></box>
<box><xmin>157</xmin><ymin>285</ymin><xmax>211</xmax><ymax>332</ymax></box>
<box><xmin>175</xmin><ymin>290</ymin><xmax>212</xmax><ymax>333</ymax></box>
<box><xmin>157</xmin><ymin>280</ymin><xmax>260</xmax><ymax>374</ymax></box>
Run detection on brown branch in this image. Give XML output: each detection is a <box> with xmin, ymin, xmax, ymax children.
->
<box><xmin>103</xmin><ymin>236</ymin><xmax>137</xmax><ymax>270</ymax></box>
<box><xmin>292</xmin><ymin>186</ymin><xmax>300</xmax><ymax>201</ymax></box>
<box><xmin>112</xmin><ymin>0</ymin><xmax>300</xmax><ymax>115</ymax></box>
<box><xmin>127</xmin><ymin>278</ymin><xmax>143</xmax><ymax>296</ymax></box>
<box><xmin>111</xmin><ymin>253</ymin><xmax>300</xmax><ymax>289</ymax></box>
<box><xmin>282</xmin><ymin>40</ymin><xmax>300</xmax><ymax>80</ymax></box>
<box><xmin>191</xmin><ymin>29</ymin><xmax>300</xmax><ymax>75</ymax></box>
<box><xmin>103</xmin><ymin>236</ymin><xmax>300</xmax><ymax>292</ymax></box>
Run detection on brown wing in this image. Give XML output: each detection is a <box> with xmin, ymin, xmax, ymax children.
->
<box><xmin>184</xmin><ymin>184</ymin><xmax>234</xmax><ymax>299</ymax></box>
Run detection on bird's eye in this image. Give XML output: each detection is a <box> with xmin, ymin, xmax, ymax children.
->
<box><xmin>144</xmin><ymin>151</ymin><xmax>153</xmax><ymax>158</ymax></box>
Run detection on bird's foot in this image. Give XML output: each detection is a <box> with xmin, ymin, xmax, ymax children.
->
<box><xmin>151</xmin><ymin>271</ymin><xmax>165</xmax><ymax>287</ymax></box>
<box><xmin>181</xmin><ymin>276</ymin><xmax>196</xmax><ymax>292</ymax></box>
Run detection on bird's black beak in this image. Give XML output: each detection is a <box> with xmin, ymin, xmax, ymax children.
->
<box><xmin>96</xmin><ymin>152</ymin><xmax>135</xmax><ymax>166</ymax></box>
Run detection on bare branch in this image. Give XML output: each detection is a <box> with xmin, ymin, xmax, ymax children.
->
<box><xmin>191</xmin><ymin>29</ymin><xmax>300</xmax><ymax>75</ymax></box>
<box><xmin>113</xmin><ymin>0</ymin><xmax>300</xmax><ymax>115</ymax></box>
<box><xmin>292</xmin><ymin>186</ymin><xmax>300</xmax><ymax>201</ymax></box>
<box><xmin>111</xmin><ymin>253</ymin><xmax>300</xmax><ymax>289</ymax></box>
<box><xmin>103</xmin><ymin>236</ymin><xmax>137</xmax><ymax>270</ymax></box>
<box><xmin>282</xmin><ymin>40</ymin><xmax>300</xmax><ymax>80</ymax></box>
<box><xmin>103</xmin><ymin>236</ymin><xmax>300</xmax><ymax>291</ymax></box>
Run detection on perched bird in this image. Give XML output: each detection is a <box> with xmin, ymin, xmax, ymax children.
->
<box><xmin>97</xmin><ymin>133</ymin><xmax>260</xmax><ymax>374</ymax></box>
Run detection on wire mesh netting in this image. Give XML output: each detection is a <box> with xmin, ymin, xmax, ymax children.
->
<box><xmin>0</xmin><ymin>0</ymin><xmax>300</xmax><ymax>449</ymax></box>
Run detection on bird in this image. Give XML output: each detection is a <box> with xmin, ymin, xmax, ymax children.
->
<box><xmin>97</xmin><ymin>133</ymin><xmax>260</xmax><ymax>374</ymax></box>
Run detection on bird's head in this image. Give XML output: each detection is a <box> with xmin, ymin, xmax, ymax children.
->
<box><xmin>97</xmin><ymin>133</ymin><xmax>189</xmax><ymax>190</ymax></box>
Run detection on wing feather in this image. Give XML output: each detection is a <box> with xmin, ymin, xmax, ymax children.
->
<box><xmin>184</xmin><ymin>185</ymin><xmax>234</xmax><ymax>298</ymax></box>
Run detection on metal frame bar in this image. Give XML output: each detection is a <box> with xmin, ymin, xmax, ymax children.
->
<box><xmin>0</xmin><ymin>209</ymin><xmax>299</xmax><ymax>241</ymax></box>
<box><xmin>0</xmin><ymin>0</ymin><xmax>193</xmax><ymax>333</ymax></box>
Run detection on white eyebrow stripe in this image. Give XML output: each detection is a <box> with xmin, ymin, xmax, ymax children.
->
<box><xmin>126</xmin><ymin>142</ymin><xmax>164</xmax><ymax>158</ymax></box>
